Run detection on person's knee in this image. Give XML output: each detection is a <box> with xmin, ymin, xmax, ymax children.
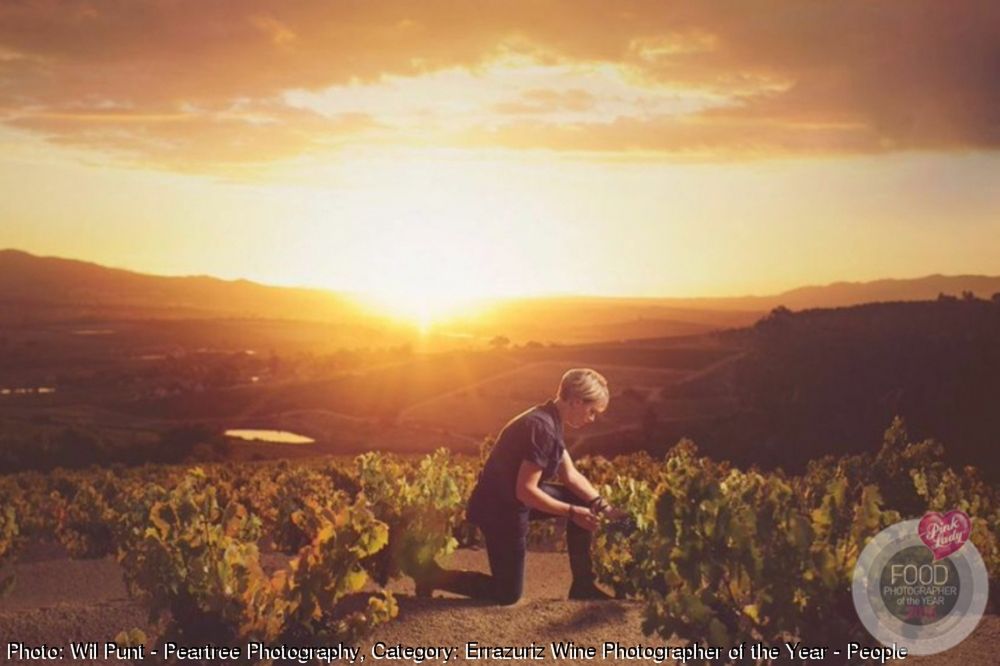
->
<box><xmin>493</xmin><ymin>587</ymin><xmax>523</xmax><ymax>606</ymax></box>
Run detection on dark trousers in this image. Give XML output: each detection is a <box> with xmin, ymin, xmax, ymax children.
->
<box><xmin>428</xmin><ymin>483</ymin><xmax>594</xmax><ymax>605</ymax></box>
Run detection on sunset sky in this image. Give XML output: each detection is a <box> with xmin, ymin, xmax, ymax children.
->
<box><xmin>1</xmin><ymin>1</ymin><xmax>998</xmax><ymax>321</ymax></box>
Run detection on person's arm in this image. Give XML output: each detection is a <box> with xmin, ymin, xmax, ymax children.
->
<box><xmin>516</xmin><ymin>460</ymin><xmax>598</xmax><ymax>531</ymax></box>
<box><xmin>556</xmin><ymin>450</ymin><xmax>602</xmax><ymax>505</ymax></box>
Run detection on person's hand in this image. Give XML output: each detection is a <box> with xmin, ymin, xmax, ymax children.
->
<box><xmin>591</xmin><ymin>497</ymin><xmax>628</xmax><ymax>521</ymax></box>
<box><xmin>599</xmin><ymin>503</ymin><xmax>629</xmax><ymax>521</ymax></box>
<box><xmin>568</xmin><ymin>505</ymin><xmax>599</xmax><ymax>532</ymax></box>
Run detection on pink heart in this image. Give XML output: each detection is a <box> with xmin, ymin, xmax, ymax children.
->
<box><xmin>918</xmin><ymin>510</ymin><xmax>971</xmax><ymax>561</ymax></box>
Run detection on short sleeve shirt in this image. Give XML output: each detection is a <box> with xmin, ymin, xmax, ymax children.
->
<box><xmin>467</xmin><ymin>399</ymin><xmax>565</xmax><ymax>526</ymax></box>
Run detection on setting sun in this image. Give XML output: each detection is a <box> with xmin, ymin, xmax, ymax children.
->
<box><xmin>360</xmin><ymin>285</ymin><xmax>483</xmax><ymax>332</ymax></box>
<box><xmin>299</xmin><ymin>149</ymin><xmax>568</xmax><ymax>330</ymax></box>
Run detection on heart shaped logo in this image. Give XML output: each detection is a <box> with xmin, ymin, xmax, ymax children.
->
<box><xmin>918</xmin><ymin>510</ymin><xmax>971</xmax><ymax>560</ymax></box>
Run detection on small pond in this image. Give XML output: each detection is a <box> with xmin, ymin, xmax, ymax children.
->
<box><xmin>1</xmin><ymin>387</ymin><xmax>56</xmax><ymax>396</ymax></box>
<box><xmin>224</xmin><ymin>429</ymin><xmax>315</xmax><ymax>445</ymax></box>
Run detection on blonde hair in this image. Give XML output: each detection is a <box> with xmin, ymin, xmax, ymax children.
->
<box><xmin>557</xmin><ymin>368</ymin><xmax>609</xmax><ymax>404</ymax></box>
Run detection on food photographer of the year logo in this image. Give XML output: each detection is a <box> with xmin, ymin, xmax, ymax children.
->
<box><xmin>853</xmin><ymin>511</ymin><xmax>989</xmax><ymax>655</ymax></box>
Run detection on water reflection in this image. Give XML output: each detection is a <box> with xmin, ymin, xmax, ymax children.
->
<box><xmin>1</xmin><ymin>387</ymin><xmax>56</xmax><ymax>395</ymax></box>
<box><xmin>224</xmin><ymin>429</ymin><xmax>315</xmax><ymax>444</ymax></box>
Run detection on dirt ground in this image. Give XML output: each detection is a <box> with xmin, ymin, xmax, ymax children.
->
<box><xmin>0</xmin><ymin>544</ymin><xmax>995</xmax><ymax>665</ymax></box>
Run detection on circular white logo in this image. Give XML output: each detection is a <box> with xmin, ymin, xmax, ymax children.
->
<box><xmin>852</xmin><ymin>516</ymin><xmax>989</xmax><ymax>655</ymax></box>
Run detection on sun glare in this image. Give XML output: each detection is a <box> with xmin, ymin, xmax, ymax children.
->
<box><xmin>361</xmin><ymin>286</ymin><xmax>485</xmax><ymax>332</ymax></box>
<box><xmin>300</xmin><ymin>149</ymin><xmax>563</xmax><ymax>332</ymax></box>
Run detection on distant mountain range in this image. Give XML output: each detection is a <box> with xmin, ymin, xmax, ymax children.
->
<box><xmin>3</xmin><ymin>249</ymin><xmax>1000</xmax><ymax>342</ymax></box>
<box><xmin>735</xmin><ymin>275</ymin><xmax>1000</xmax><ymax>311</ymax></box>
<box><xmin>569</xmin><ymin>275</ymin><xmax>1000</xmax><ymax>312</ymax></box>
<box><xmin>0</xmin><ymin>248</ymin><xmax>368</xmax><ymax>319</ymax></box>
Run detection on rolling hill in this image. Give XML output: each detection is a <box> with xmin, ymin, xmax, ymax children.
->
<box><xmin>0</xmin><ymin>248</ymin><xmax>375</xmax><ymax>323</ymax></box>
<box><xmin>576</xmin><ymin>298</ymin><xmax>1000</xmax><ymax>482</ymax></box>
<box><xmin>4</xmin><ymin>248</ymin><xmax>1000</xmax><ymax>345</ymax></box>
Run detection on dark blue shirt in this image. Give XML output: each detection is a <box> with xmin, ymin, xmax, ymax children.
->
<box><xmin>467</xmin><ymin>399</ymin><xmax>565</xmax><ymax>526</ymax></box>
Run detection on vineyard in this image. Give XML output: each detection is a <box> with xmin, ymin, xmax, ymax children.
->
<box><xmin>1</xmin><ymin>419</ymin><xmax>997</xmax><ymax>664</ymax></box>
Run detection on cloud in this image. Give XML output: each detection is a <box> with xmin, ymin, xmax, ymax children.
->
<box><xmin>461</xmin><ymin>115</ymin><xmax>882</xmax><ymax>159</ymax></box>
<box><xmin>493</xmin><ymin>88</ymin><xmax>597</xmax><ymax>115</ymax></box>
<box><xmin>5</xmin><ymin>101</ymin><xmax>376</xmax><ymax>174</ymax></box>
<box><xmin>0</xmin><ymin>0</ymin><xmax>996</xmax><ymax>171</ymax></box>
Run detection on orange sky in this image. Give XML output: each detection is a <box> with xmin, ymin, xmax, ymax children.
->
<box><xmin>1</xmin><ymin>1</ymin><xmax>998</xmax><ymax>320</ymax></box>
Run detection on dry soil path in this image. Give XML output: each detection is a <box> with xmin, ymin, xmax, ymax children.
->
<box><xmin>0</xmin><ymin>546</ymin><xmax>995</xmax><ymax>665</ymax></box>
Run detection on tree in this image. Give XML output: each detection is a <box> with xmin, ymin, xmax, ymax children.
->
<box><xmin>489</xmin><ymin>335</ymin><xmax>511</xmax><ymax>350</ymax></box>
<box><xmin>757</xmin><ymin>305</ymin><xmax>793</xmax><ymax>332</ymax></box>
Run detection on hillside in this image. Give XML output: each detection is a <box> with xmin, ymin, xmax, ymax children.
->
<box><xmin>0</xmin><ymin>249</ymin><xmax>377</xmax><ymax>324</ymax></box>
<box><xmin>622</xmin><ymin>275</ymin><xmax>1000</xmax><ymax>312</ymax></box>
<box><xmin>587</xmin><ymin>298</ymin><xmax>1000</xmax><ymax>481</ymax></box>
<box><xmin>5</xmin><ymin>249</ymin><xmax>1000</xmax><ymax>480</ymax></box>
<box><xmin>0</xmin><ymin>250</ymin><xmax>757</xmax><ymax>342</ymax></box>
<box><xmin>6</xmin><ymin>249</ymin><xmax>1000</xmax><ymax>346</ymax></box>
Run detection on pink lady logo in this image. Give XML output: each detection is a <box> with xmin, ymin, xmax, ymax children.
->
<box><xmin>918</xmin><ymin>510</ymin><xmax>972</xmax><ymax>561</ymax></box>
<box><xmin>854</xmin><ymin>516</ymin><xmax>988</xmax><ymax>655</ymax></box>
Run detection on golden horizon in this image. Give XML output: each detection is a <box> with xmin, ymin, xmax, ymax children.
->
<box><xmin>1</xmin><ymin>3</ymin><xmax>998</xmax><ymax>299</ymax></box>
